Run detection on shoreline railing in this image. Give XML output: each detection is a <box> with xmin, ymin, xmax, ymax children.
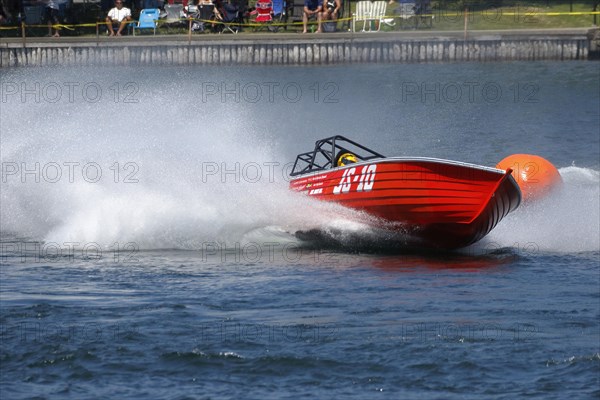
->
<box><xmin>2</xmin><ymin>8</ymin><xmax>600</xmax><ymax>41</ymax></box>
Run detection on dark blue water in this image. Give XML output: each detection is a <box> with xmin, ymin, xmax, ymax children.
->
<box><xmin>1</xmin><ymin>62</ymin><xmax>599</xmax><ymax>399</ymax></box>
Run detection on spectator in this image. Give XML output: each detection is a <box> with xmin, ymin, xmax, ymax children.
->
<box><xmin>303</xmin><ymin>0</ymin><xmax>322</xmax><ymax>33</ymax></box>
<box><xmin>212</xmin><ymin>0</ymin><xmax>224</xmax><ymax>20</ymax></box>
<box><xmin>1</xmin><ymin>0</ymin><xmax>24</xmax><ymax>24</ymax></box>
<box><xmin>105</xmin><ymin>0</ymin><xmax>132</xmax><ymax>36</ymax></box>
<box><xmin>0</xmin><ymin>0</ymin><xmax>9</xmax><ymax>24</ymax></box>
<box><xmin>45</xmin><ymin>0</ymin><xmax>60</xmax><ymax>37</ymax></box>
<box><xmin>321</xmin><ymin>0</ymin><xmax>340</xmax><ymax>22</ymax></box>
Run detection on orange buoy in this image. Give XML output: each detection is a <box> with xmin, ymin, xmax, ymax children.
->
<box><xmin>497</xmin><ymin>154</ymin><xmax>562</xmax><ymax>202</ymax></box>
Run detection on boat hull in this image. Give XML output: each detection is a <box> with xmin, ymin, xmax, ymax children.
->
<box><xmin>289</xmin><ymin>158</ymin><xmax>521</xmax><ymax>249</ymax></box>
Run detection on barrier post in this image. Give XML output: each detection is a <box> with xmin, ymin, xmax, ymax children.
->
<box><xmin>21</xmin><ymin>22</ymin><xmax>26</xmax><ymax>48</ymax></box>
<box><xmin>188</xmin><ymin>17</ymin><xmax>192</xmax><ymax>45</ymax></box>
<box><xmin>463</xmin><ymin>6</ymin><xmax>468</xmax><ymax>40</ymax></box>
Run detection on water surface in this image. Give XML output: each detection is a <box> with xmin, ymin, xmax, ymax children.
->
<box><xmin>1</xmin><ymin>61</ymin><xmax>599</xmax><ymax>399</ymax></box>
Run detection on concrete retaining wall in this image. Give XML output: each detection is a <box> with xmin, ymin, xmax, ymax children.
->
<box><xmin>0</xmin><ymin>32</ymin><xmax>594</xmax><ymax>67</ymax></box>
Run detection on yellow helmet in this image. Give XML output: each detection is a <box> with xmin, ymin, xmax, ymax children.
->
<box><xmin>337</xmin><ymin>152</ymin><xmax>358</xmax><ymax>167</ymax></box>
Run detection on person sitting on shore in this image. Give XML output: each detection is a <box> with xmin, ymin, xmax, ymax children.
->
<box><xmin>303</xmin><ymin>0</ymin><xmax>322</xmax><ymax>33</ymax></box>
<box><xmin>45</xmin><ymin>0</ymin><xmax>60</xmax><ymax>37</ymax></box>
<box><xmin>321</xmin><ymin>0</ymin><xmax>340</xmax><ymax>22</ymax></box>
<box><xmin>201</xmin><ymin>0</ymin><xmax>221</xmax><ymax>21</ymax></box>
<box><xmin>0</xmin><ymin>0</ymin><xmax>7</xmax><ymax>22</ymax></box>
<box><xmin>105</xmin><ymin>0</ymin><xmax>132</xmax><ymax>36</ymax></box>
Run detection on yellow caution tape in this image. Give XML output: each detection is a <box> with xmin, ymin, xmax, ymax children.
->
<box><xmin>415</xmin><ymin>11</ymin><xmax>600</xmax><ymax>17</ymax></box>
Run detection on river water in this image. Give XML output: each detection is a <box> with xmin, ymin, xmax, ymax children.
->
<box><xmin>1</xmin><ymin>61</ymin><xmax>598</xmax><ymax>399</ymax></box>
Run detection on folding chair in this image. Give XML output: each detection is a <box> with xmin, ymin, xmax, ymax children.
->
<box><xmin>414</xmin><ymin>0</ymin><xmax>433</xmax><ymax>29</ymax></box>
<box><xmin>133</xmin><ymin>8</ymin><xmax>160</xmax><ymax>35</ymax></box>
<box><xmin>395</xmin><ymin>0</ymin><xmax>415</xmax><ymax>29</ymax></box>
<box><xmin>288</xmin><ymin>0</ymin><xmax>304</xmax><ymax>28</ymax></box>
<box><xmin>271</xmin><ymin>0</ymin><xmax>287</xmax><ymax>31</ymax></box>
<box><xmin>217</xmin><ymin>2</ymin><xmax>241</xmax><ymax>33</ymax></box>
<box><xmin>189</xmin><ymin>3</ymin><xmax>216</xmax><ymax>32</ymax></box>
<box><xmin>370</xmin><ymin>1</ymin><xmax>388</xmax><ymax>31</ymax></box>
<box><xmin>24</xmin><ymin>5</ymin><xmax>45</xmax><ymax>25</ymax></box>
<box><xmin>163</xmin><ymin>3</ymin><xmax>185</xmax><ymax>28</ymax></box>
<box><xmin>354</xmin><ymin>1</ymin><xmax>388</xmax><ymax>32</ymax></box>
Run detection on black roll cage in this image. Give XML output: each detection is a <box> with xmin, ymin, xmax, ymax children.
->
<box><xmin>290</xmin><ymin>135</ymin><xmax>385</xmax><ymax>177</ymax></box>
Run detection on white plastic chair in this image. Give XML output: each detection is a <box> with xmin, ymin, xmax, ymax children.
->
<box><xmin>352</xmin><ymin>1</ymin><xmax>388</xmax><ymax>32</ymax></box>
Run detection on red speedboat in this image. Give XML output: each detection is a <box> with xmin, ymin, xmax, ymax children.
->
<box><xmin>289</xmin><ymin>136</ymin><xmax>522</xmax><ymax>249</ymax></box>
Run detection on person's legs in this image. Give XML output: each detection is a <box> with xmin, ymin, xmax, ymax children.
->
<box><xmin>321</xmin><ymin>8</ymin><xmax>337</xmax><ymax>31</ymax></box>
<box><xmin>302</xmin><ymin>10</ymin><xmax>308</xmax><ymax>33</ymax></box>
<box><xmin>106</xmin><ymin>18</ymin><xmax>116</xmax><ymax>35</ymax></box>
<box><xmin>116</xmin><ymin>20</ymin><xmax>125</xmax><ymax>35</ymax></box>
<box><xmin>315</xmin><ymin>11</ymin><xmax>321</xmax><ymax>32</ymax></box>
<box><xmin>51</xmin><ymin>9</ymin><xmax>60</xmax><ymax>37</ymax></box>
<box><xmin>45</xmin><ymin>7</ymin><xmax>60</xmax><ymax>37</ymax></box>
<box><xmin>116</xmin><ymin>17</ymin><xmax>131</xmax><ymax>35</ymax></box>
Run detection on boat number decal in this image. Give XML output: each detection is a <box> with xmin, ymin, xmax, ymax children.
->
<box><xmin>358</xmin><ymin>164</ymin><xmax>377</xmax><ymax>192</ymax></box>
<box><xmin>332</xmin><ymin>167</ymin><xmax>355</xmax><ymax>194</ymax></box>
<box><xmin>333</xmin><ymin>165</ymin><xmax>377</xmax><ymax>194</ymax></box>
